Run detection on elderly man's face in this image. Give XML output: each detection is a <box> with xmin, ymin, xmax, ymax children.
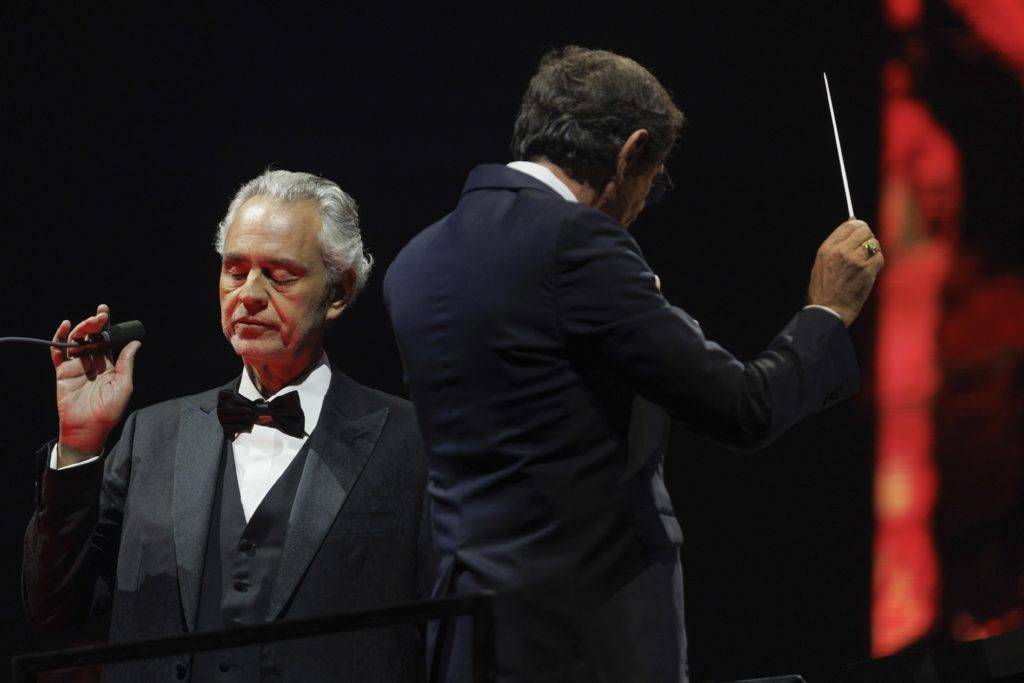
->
<box><xmin>219</xmin><ymin>196</ymin><xmax>342</xmax><ymax>369</ymax></box>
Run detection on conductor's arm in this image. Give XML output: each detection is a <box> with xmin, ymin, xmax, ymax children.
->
<box><xmin>553</xmin><ymin>210</ymin><xmax>880</xmax><ymax>451</ymax></box>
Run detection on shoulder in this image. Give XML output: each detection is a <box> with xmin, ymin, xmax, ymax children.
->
<box><xmin>327</xmin><ymin>374</ymin><xmax>426</xmax><ymax>478</ymax></box>
<box><xmin>383</xmin><ymin>216</ymin><xmax>447</xmax><ymax>295</ymax></box>
<box><xmin>372</xmin><ymin>391</ymin><xmax>422</xmax><ymax>455</ymax></box>
<box><xmin>129</xmin><ymin>380</ymin><xmax>233</xmax><ymax>428</ymax></box>
<box><xmin>365</xmin><ymin>386</ymin><xmax>418</xmax><ymax>432</ymax></box>
<box><xmin>556</xmin><ymin>202</ymin><xmax>641</xmax><ymax>252</ymax></box>
<box><xmin>327</xmin><ymin>371</ymin><xmax>418</xmax><ymax>434</ymax></box>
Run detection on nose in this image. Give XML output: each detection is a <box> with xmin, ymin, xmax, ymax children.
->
<box><xmin>238</xmin><ymin>270</ymin><xmax>269</xmax><ymax>313</ymax></box>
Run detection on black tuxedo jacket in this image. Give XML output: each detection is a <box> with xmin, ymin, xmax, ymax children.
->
<box><xmin>383</xmin><ymin>164</ymin><xmax>859</xmax><ymax>681</ymax></box>
<box><xmin>23</xmin><ymin>368</ymin><xmax>433</xmax><ymax>682</ymax></box>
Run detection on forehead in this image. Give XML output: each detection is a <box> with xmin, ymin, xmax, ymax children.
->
<box><xmin>223</xmin><ymin>195</ymin><xmax>322</xmax><ymax>261</ymax></box>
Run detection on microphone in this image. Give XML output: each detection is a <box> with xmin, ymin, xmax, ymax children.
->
<box><xmin>71</xmin><ymin>320</ymin><xmax>146</xmax><ymax>353</ymax></box>
<box><xmin>0</xmin><ymin>320</ymin><xmax>146</xmax><ymax>354</ymax></box>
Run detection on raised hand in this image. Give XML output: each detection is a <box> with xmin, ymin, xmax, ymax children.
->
<box><xmin>808</xmin><ymin>219</ymin><xmax>885</xmax><ymax>327</ymax></box>
<box><xmin>53</xmin><ymin>304</ymin><xmax>141</xmax><ymax>464</ymax></box>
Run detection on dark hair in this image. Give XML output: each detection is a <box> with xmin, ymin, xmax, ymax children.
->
<box><xmin>512</xmin><ymin>46</ymin><xmax>684</xmax><ymax>188</ymax></box>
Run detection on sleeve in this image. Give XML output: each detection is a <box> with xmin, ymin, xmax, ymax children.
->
<box><xmin>552</xmin><ymin>209</ymin><xmax>859</xmax><ymax>451</ymax></box>
<box><xmin>803</xmin><ymin>303</ymin><xmax>843</xmax><ymax>319</ymax></box>
<box><xmin>49</xmin><ymin>443</ymin><xmax>102</xmax><ymax>470</ymax></box>
<box><xmin>22</xmin><ymin>411</ymin><xmax>138</xmax><ymax>631</ymax></box>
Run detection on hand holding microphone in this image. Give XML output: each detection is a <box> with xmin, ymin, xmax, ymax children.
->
<box><xmin>52</xmin><ymin>304</ymin><xmax>142</xmax><ymax>465</ymax></box>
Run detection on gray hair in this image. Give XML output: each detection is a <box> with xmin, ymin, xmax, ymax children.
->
<box><xmin>512</xmin><ymin>46</ymin><xmax>684</xmax><ymax>189</ymax></box>
<box><xmin>215</xmin><ymin>169</ymin><xmax>373</xmax><ymax>299</ymax></box>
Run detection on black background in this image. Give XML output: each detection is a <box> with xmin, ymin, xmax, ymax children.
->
<box><xmin>1</xmin><ymin>4</ymin><xmax>883</xmax><ymax>681</ymax></box>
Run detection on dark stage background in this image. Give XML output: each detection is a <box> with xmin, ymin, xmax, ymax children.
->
<box><xmin>3</xmin><ymin>3</ymin><xmax>989</xmax><ymax>681</ymax></box>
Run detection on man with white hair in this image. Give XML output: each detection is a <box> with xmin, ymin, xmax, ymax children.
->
<box><xmin>23</xmin><ymin>170</ymin><xmax>433</xmax><ymax>682</ymax></box>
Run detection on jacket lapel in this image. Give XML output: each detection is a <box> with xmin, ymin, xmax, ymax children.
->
<box><xmin>266</xmin><ymin>373</ymin><xmax>389</xmax><ymax>619</ymax></box>
<box><xmin>172</xmin><ymin>382</ymin><xmax>233</xmax><ymax>632</ymax></box>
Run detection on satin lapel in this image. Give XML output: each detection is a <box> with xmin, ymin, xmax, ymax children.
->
<box><xmin>266</xmin><ymin>401</ymin><xmax>389</xmax><ymax>619</ymax></box>
<box><xmin>172</xmin><ymin>394</ymin><xmax>228</xmax><ymax>632</ymax></box>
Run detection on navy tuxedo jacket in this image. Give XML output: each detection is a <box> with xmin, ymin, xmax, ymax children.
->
<box><xmin>23</xmin><ymin>369</ymin><xmax>433</xmax><ymax>682</ymax></box>
<box><xmin>384</xmin><ymin>164</ymin><xmax>859</xmax><ymax>681</ymax></box>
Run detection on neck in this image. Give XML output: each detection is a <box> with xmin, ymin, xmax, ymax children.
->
<box><xmin>245</xmin><ymin>349</ymin><xmax>323</xmax><ymax>396</ymax></box>
<box><xmin>532</xmin><ymin>159</ymin><xmax>602</xmax><ymax>206</ymax></box>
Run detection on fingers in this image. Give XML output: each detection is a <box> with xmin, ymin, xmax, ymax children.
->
<box><xmin>114</xmin><ymin>340</ymin><xmax>142</xmax><ymax>385</ymax></box>
<box><xmin>842</xmin><ymin>225</ymin><xmax>885</xmax><ymax>284</ymax></box>
<box><xmin>68</xmin><ymin>307</ymin><xmax>110</xmax><ymax>344</ymax></box>
<box><xmin>868</xmin><ymin>250</ymin><xmax>886</xmax><ymax>276</ymax></box>
<box><xmin>824</xmin><ymin>219</ymin><xmax>869</xmax><ymax>248</ymax></box>
<box><xmin>838</xmin><ymin>223</ymin><xmax>875</xmax><ymax>253</ymax></box>
<box><xmin>51</xmin><ymin>319</ymin><xmax>71</xmax><ymax>368</ymax></box>
<box><xmin>60</xmin><ymin>304</ymin><xmax>112</xmax><ymax>372</ymax></box>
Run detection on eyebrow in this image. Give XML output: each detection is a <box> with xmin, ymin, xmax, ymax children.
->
<box><xmin>222</xmin><ymin>253</ymin><xmax>306</xmax><ymax>271</ymax></box>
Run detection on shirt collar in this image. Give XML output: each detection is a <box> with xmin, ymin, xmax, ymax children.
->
<box><xmin>238</xmin><ymin>352</ymin><xmax>332</xmax><ymax>437</ymax></box>
<box><xmin>506</xmin><ymin>161</ymin><xmax>579</xmax><ymax>203</ymax></box>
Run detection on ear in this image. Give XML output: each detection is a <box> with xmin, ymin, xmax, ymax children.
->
<box><xmin>325</xmin><ymin>270</ymin><xmax>356</xmax><ymax>322</ymax></box>
<box><xmin>595</xmin><ymin>129</ymin><xmax>650</xmax><ymax>211</ymax></box>
<box><xmin>616</xmin><ymin>129</ymin><xmax>649</xmax><ymax>179</ymax></box>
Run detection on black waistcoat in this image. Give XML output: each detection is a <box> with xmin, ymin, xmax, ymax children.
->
<box><xmin>191</xmin><ymin>439</ymin><xmax>311</xmax><ymax>681</ymax></box>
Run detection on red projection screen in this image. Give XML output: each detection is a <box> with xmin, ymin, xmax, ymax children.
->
<box><xmin>873</xmin><ymin>0</ymin><xmax>1024</xmax><ymax>657</ymax></box>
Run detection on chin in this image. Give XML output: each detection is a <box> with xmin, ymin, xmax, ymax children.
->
<box><xmin>230</xmin><ymin>336</ymin><xmax>286</xmax><ymax>361</ymax></box>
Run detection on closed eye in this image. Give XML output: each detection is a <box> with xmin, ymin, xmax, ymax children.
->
<box><xmin>267</xmin><ymin>269</ymin><xmax>298</xmax><ymax>284</ymax></box>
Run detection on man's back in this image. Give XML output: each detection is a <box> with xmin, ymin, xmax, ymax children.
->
<box><xmin>386</xmin><ymin>163</ymin><xmax>863</xmax><ymax>681</ymax></box>
<box><xmin>386</xmin><ymin>165</ymin><xmax>676</xmax><ymax>598</ymax></box>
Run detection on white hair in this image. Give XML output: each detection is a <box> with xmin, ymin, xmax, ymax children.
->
<box><xmin>215</xmin><ymin>169</ymin><xmax>373</xmax><ymax>299</ymax></box>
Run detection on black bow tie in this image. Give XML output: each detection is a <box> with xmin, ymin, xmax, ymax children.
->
<box><xmin>217</xmin><ymin>389</ymin><xmax>306</xmax><ymax>439</ymax></box>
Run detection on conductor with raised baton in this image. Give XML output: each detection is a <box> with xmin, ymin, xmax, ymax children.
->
<box><xmin>385</xmin><ymin>47</ymin><xmax>884</xmax><ymax>681</ymax></box>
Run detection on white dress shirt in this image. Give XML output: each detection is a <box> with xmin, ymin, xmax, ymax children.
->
<box><xmin>505</xmin><ymin>160</ymin><xmax>841</xmax><ymax>321</ymax></box>
<box><xmin>230</xmin><ymin>353</ymin><xmax>331</xmax><ymax>521</ymax></box>
<box><xmin>52</xmin><ymin>353</ymin><xmax>333</xmax><ymax>522</ymax></box>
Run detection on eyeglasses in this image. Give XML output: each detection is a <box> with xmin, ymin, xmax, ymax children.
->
<box><xmin>644</xmin><ymin>167</ymin><xmax>674</xmax><ymax>208</ymax></box>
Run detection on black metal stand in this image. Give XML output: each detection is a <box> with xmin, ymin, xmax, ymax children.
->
<box><xmin>11</xmin><ymin>591</ymin><xmax>496</xmax><ymax>682</ymax></box>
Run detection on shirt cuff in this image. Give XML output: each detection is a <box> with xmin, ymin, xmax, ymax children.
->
<box><xmin>49</xmin><ymin>443</ymin><xmax>102</xmax><ymax>470</ymax></box>
<box><xmin>803</xmin><ymin>304</ymin><xmax>843</xmax><ymax>321</ymax></box>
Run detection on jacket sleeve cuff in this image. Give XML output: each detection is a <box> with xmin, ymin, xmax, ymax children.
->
<box><xmin>784</xmin><ymin>306</ymin><xmax>860</xmax><ymax>408</ymax></box>
<box><xmin>37</xmin><ymin>440</ymin><xmax>105</xmax><ymax>519</ymax></box>
<box><xmin>802</xmin><ymin>303</ymin><xmax>843</xmax><ymax>321</ymax></box>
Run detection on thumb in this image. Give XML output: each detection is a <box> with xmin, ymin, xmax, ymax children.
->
<box><xmin>115</xmin><ymin>340</ymin><xmax>142</xmax><ymax>379</ymax></box>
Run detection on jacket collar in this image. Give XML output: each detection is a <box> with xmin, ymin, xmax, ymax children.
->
<box><xmin>461</xmin><ymin>163</ymin><xmax>565</xmax><ymax>199</ymax></box>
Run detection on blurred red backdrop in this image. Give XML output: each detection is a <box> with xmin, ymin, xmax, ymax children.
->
<box><xmin>874</xmin><ymin>0</ymin><xmax>1024</xmax><ymax>657</ymax></box>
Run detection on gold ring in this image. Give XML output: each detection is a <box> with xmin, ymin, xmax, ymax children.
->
<box><xmin>862</xmin><ymin>238</ymin><xmax>880</xmax><ymax>257</ymax></box>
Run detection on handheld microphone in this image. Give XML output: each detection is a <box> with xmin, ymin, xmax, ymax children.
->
<box><xmin>0</xmin><ymin>320</ymin><xmax>146</xmax><ymax>354</ymax></box>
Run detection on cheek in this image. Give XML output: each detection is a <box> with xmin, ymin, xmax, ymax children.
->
<box><xmin>219</xmin><ymin>288</ymin><xmax>236</xmax><ymax>316</ymax></box>
<box><xmin>289</xmin><ymin>291</ymin><xmax>328</xmax><ymax>328</ymax></box>
<box><xmin>267</xmin><ymin>291</ymin><xmax>309</xmax><ymax>331</ymax></box>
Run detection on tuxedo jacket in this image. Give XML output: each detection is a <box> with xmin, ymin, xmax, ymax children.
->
<box><xmin>383</xmin><ymin>164</ymin><xmax>860</xmax><ymax>681</ymax></box>
<box><xmin>23</xmin><ymin>368</ymin><xmax>433</xmax><ymax>682</ymax></box>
